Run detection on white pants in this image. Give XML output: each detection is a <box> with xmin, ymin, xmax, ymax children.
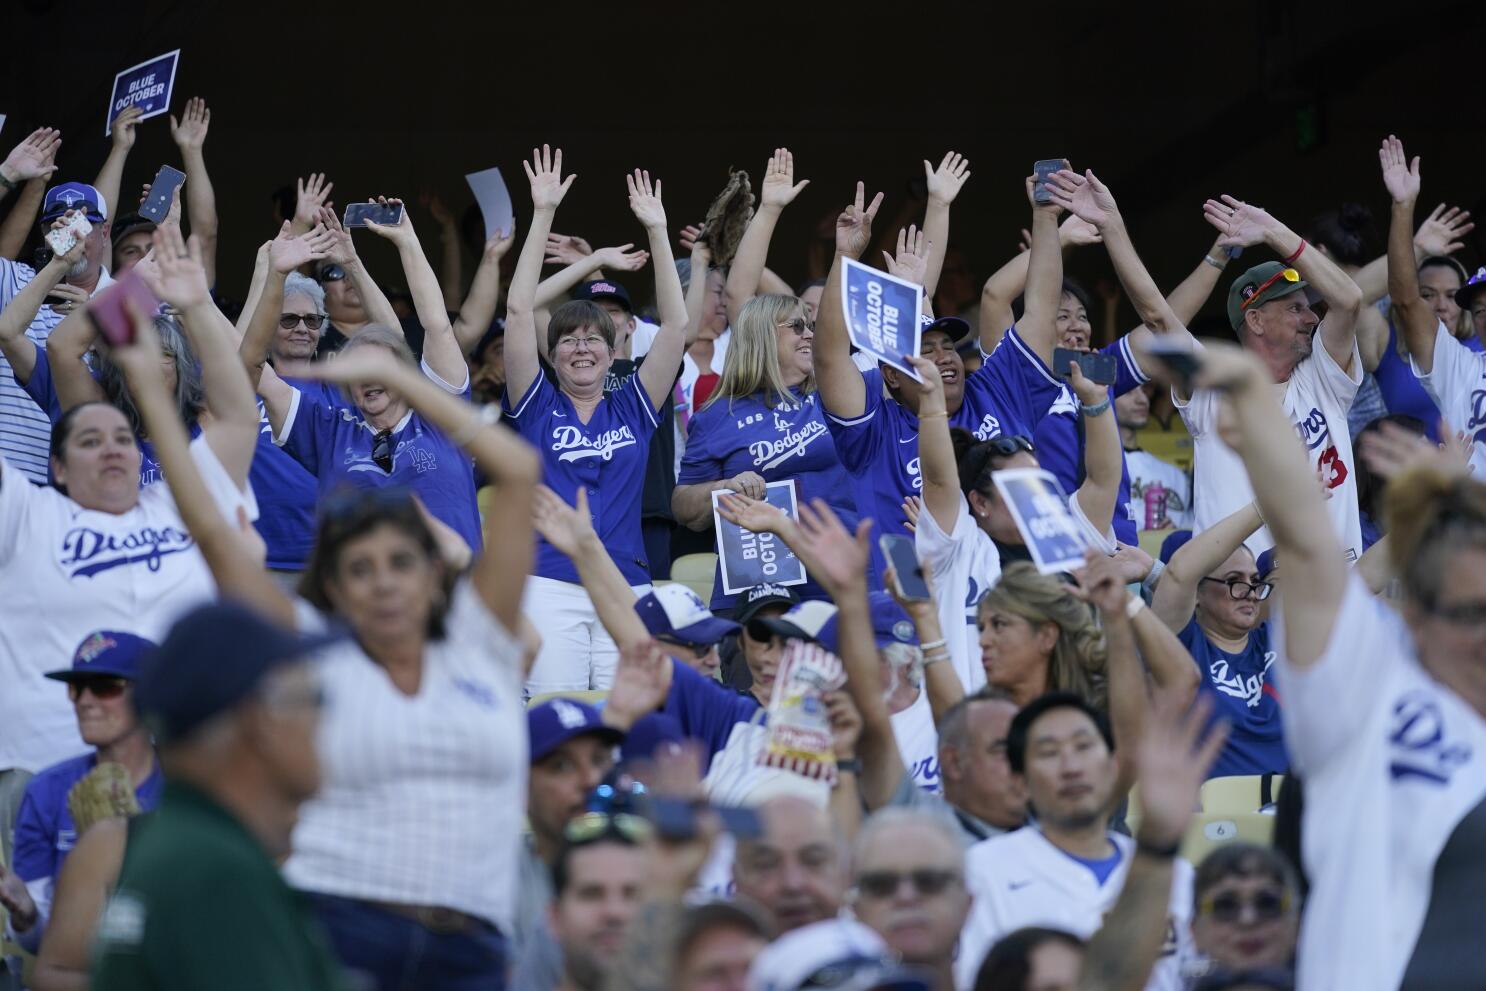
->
<box><xmin>522</xmin><ymin>575</ymin><xmax>650</xmax><ymax>696</ymax></box>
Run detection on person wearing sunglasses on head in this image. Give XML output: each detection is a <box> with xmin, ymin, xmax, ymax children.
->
<box><xmin>1151</xmin><ymin>498</ymin><xmax>1287</xmax><ymax>779</ymax></box>
<box><xmin>548</xmin><ymin>815</ymin><xmax>650</xmax><ymax>991</ymax></box>
<box><xmin>1189</xmin><ymin>844</ymin><xmax>1299</xmax><ymax>981</ymax></box>
<box><xmin>1179</xmin><ymin>188</ymin><xmax>1366</xmax><ymax>564</ymax></box>
<box><xmin>0</xmin><ymin>631</ymin><xmax>162</xmax><ymax>956</ymax></box>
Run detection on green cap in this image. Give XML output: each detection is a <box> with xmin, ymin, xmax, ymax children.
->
<box><xmin>1226</xmin><ymin>261</ymin><xmax>1309</xmax><ymax>331</ymax></box>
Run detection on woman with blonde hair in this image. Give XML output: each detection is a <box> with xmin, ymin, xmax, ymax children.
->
<box><xmin>978</xmin><ymin>562</ymin><xmax>1108</xmax><ymax>709</ymax></box>
<box><xmin>673</xmin><ymin>292</ymin><xmax>862</xmax><ymax>609</ymax></box>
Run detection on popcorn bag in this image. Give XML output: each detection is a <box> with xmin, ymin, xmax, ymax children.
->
<box><xmin>758</xmin><ymin>638</ymin><xmax>845</xmax><ymax>785</ymax></box>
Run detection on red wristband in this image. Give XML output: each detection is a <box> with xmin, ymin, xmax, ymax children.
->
<box><xmin>1282</xmin><ymin>238</ymin><xmax>1307</xmax><ymax>266</ymax></box>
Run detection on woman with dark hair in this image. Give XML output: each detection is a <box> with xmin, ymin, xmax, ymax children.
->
<box><xmin>502</xmin><ymin>147</ymin><xmax>688</xmax><ymax>695</ymax></box>
<box><xmin>974</xmin><ymin>926</ymin><xmax>1084</xmax><ymax>991</ymax></box>
<box><xmin>111</xmin><ymin>301</ymin><xmax>541</xmax><ymax>991</ymax></box>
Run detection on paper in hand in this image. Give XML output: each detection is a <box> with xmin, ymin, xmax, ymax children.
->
<box><xmin>465</xmin><ymin>166</ymin><xmax>514</xmax><ymax>239</ymax></box>
<box><xmin>991</xmin><ymin>467</ymin><xmax>1096</xmax><ymax>574</ymax></box>
<box><xmin>0</xmin><ymin>115</ymin><xmax>7</xmax><ymax>137</ymax></box>
<box><xmin>840</xmin><ymin>258</ymin><xmax>924</xmax><ymax>382</ymax></box>
<box><xmin>106</xmin><ymin>50</ymin><xmax>180</xmax><ymax>135</ymax></box>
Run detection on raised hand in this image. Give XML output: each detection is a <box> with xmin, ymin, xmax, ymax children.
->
<box><xmin>524</xmin><ymin>144</ymin><xmax>576</xmax><ymax>211</ymax></box>
<box><xmin>1</xmin><ymin>126</ymin><xmax>61</xmax><ymax>184</ymax></box>
<box><xmin>1047</xmin><ymin>169</ymin><xmax>1120</xmax><ymax>229</ymax></box>
<box><xmin>1414</xmin><ymin>204</ymin><xmax>1473</xmax><ymax>257</ymax></box>
<box><xmin>1359</xmin><ymin>419</ymin><xmax>1474</xmax><ymax>481</ymax></box>
<box><xmin>793</xmin><ymin>498</ymin><xmax>873</xmax><ymax>594</ymax></box>
<box><xmin>169</xmin><ymin>97</ymin><xmax>211</xmax><ymax>151</ymax></box>
<box><xmin>544</xmin><ymin>232</ymin><xmax>594</xmax><ymax>265</ymax></box>
<box><xmin>836</xmin><ymin>181</ymin><xmax>884</xmax><ymax>259</ymax></box>
<box><xmin>1379</xmin><ymin>134</ymin><xmax>1420</xmax><ymax>205</ymax></box>
<box><xmin>760</xmin><ymin>147</ymin><xmax>810</xmax><ymax>210</ymax></box>
<box><xmin>295</xmin><ymin>173</ymin><xmax>335</xmax><ymax>229</ymax></box>
<box><xmin>678</xmin><ymin>223</ymin><xmax>705</xmax><ymax>254</ymax></box>
<box><xmin>531</xmin><ymin>484</ymin><xmax>598</xmax><ymax>557</ymax></box>
<box><xmin>592</xmin><ymin>243</ymin><xmax>650</xmax><ymax>272</ymax></box>
<box><xmin>1109</xmin><ymin>541</ymin><xmax>1155</xmax><ymax>585</ymax></box>
<box><xmin>419</xmin><ymin>191</ymin><xmax>455</xmax><ymax>227</ymax></box>
<box><xmin>362</xmin><ymin>196</ymin><xmax>415</xmax><ymax>245</ymax></box>
<box><xmin>269</xmin><ymin>220</ymin><xmax>335</xmax><ymax>274</ymax></box>
<box><xmin>109</xmin><ymin>105</ymin><xmax>144</xmax><ymax>150</ymax></box>
<box><xmin>1060</xmin><ymin>214</ymin><xmax>1103</xmax><ymax>247</ymax></box>
<box><xmin>483</xmin><ymin>230</ymin><xmax>515</xmax><ymax>261</ymax></box>
<box><xmin>900</xmin><ymin>495</ymin><xmax>921</xmax><ymax>533</ymax></box>
<box><xmin>411</xmin><ymin>494</ymin><xmax>473</xmax><ymax>571</ymax></box>
<box><xmin>1202</xmin><ymin>194</ymin><xmax>1277</xmax><ymax>249</ymax></box>
<box><xmin>150</xmin><ymin>225</ymin><xmax>212</xmax><ymax>310</ymax></box>
<box><xmin>715</xmin><ymin>490</ymin><xmax>787</xmax><ymax>534</ymax></box>
<box><xmin>882</xmin><ymin>225</ymin><xmax>931</xmax><ymax>287</ymax></box>
<box><xmin>925</xmin><ymin>151</ymin><xmax>971</xmax><ymax>205</ymax></box>
<box><xmin>607</xmin><ymin>637</ymin><xmax>671</xmax><ymax>729</ymax></box>
<box><xmin>318</xmin><ymin>206</ymin><xmax>356</xmax><ymax>266</ymax></box>
<box><xmin>626</xmin><ymin>169</ymin><xmax>667</xmax><ymax>230</ymax></box>
<box><xmin>138</xmin><ymin>180</ymin><xmax>183</xmax><ymax>229</ymax></box>
<box><xmin>1134</xmin><ymin>691</ymin><xmax>1228</xmax><ymax>850</ymax></box>
<box><xmin>1069</xmin><ymin>547</ymin><xmax>1130</xmax><ymax>615</ymax></box>
<box><xmin>824</xmin><ymin>690</ymin><xmax>863</xmax><ymax>759</ymax></box>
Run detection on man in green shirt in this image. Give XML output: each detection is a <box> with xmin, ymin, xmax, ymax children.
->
<box><xmin>93</xmin><ymin>601</ymin><xmax>345</xmax><ymax>991</ymax></box>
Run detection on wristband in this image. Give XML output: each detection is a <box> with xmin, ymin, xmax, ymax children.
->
<box><xmin>836</xmin><ymin>758</ymin><xmax>863</xmax><ymax>775</ymax></box>
<box><xmin>1125</xmin><ymin>595</ymin><xmax>1146</xmax><ymax>619</ymax></box>
<box><xmin>1135</xmin><ymin>835</ymin><xmax>1182</xmax><ymax>859</ymax></box>
<box><xmin>918</xmin><ymin>638</ymin><xmax>947</xmax><ymax>652</ymax></box>
<box><xmin>919</xmin><ymin>411</ymin><xmax>948</xmax><ymax>421</ymax></box>
<box><xmin>1079</xmin><ymin>396</ymin><xmax>1112</xmax><ymax>418</ymax></box>
<box><xmin>1202</xmin><ymin>253</ymin><xmax>1226</xmax><ymax>270</ymax></box>
<box><xmin>1141</xmin><ymin>559</ymin><xmax>1165</xmax><ymax>602</ymax></box>
<box><xmin>922</xmin><ymin>650</ymin><xmax>951</xmax><ymax>667</ymax></box>
<box><xmin>1282</xmin><ymin>238</ymin><xmax>1307</xmax><ymax>266</ymax></box>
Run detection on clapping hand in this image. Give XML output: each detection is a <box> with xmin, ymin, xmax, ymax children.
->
<box><xmin>836</xmin><ymin>181</ymin><xmax>884</xmax><ymax>259</ymax></box>
<box><xmin>760</xmin><ymin>147</ymin><xmax>810</xmax><ymax>210</ymax></box>
<box><xmin>1379</xmin><ymin>134</ymin><xmax>1420</xmax><ymax>205</ymax></box>
<box><xmin>925</xmin><ymin>151</ymin><xmax>971</xmax><ymax>205</ymax></box>
<box><xmin>169</xmin><ymin>97</ymin><xmax>211</xmax><ymax>152</ymax></box>
<box><xmin>531</xmin><ymin>484</ymin><xmax>598</xmax><ymax>557</ymax></box>
<box><xmin>1047</xmin><ymin>168</ymin><xmax>1121</xmax><ymax>230</ymax></box>
<box><xmin>1</xmin><ymin>126</ymin><xmax>61</xmax><ymax>184</ymax></box>
<box><xmin>626</xmin><ymin>169</ymin><xmax>667</xmax><ymax>230</ymax></box>
<box><xmin>524</xmin><ymin>144</ymin><xmax>576</xmax><ymax>211</ymax></box>
<box><xmin>295</xmin><ymin>173</ymin><xmax>335</xmax><ymax>230</ymax></box>
<box><xmin>1202</xmin><ymin>194</ymin><xmax>1276</xmax><ymax>249</ymax></box>
<box><xmin>544</xmin><ymin>233</ymin><xmax>594</xmax><ymax>265</ymax></box>
<box><xmin>1415</xmin><ymin>204</ymin><xmax>1473</xmax><ymax>257</ymax></box>
<box><xmin>882</xmin><ymin>225</ymin><xmax>931</xmax><ymax>287</ymax></box>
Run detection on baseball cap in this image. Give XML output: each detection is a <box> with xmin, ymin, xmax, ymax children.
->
<box><xmin>920</xmin><ymin>312</ymin><xmax>972</xmax><ymax>344</ymax></box>
<box><xmin>42</xmin><ymin>182</ymin><xmax>108</xmax><ymax>223</ymax></box>
<box><xmin>745</xmin><ymin>918</ymin><xmax>931</xmax><ymax>991</ymax></box>
<box><xmin>1226</xmin><ymin>262</ymin><xmax>1309</xmax><ymax>331</ymax></box>
<box><xmin>1192</xmin><ymin>968</ymin><xmax>1294</xmax><ymax>991</ymax></box>
<box><xmin>748</xmin><ymin>600</ymin><xmax>841</xmax><ymax>653</ymax></box>
<box><xmin>1457</xmin><ymin>266</ymin><xmax>1486</xmax><ymax>309</ymax></box>
<box><xmin>46</xmin><ymin>631</ymin><xmax>155</xmax><ymax>683</ymax></box>
<box><xmin>110</xmin><ymin>214</ymin><xmax>156</xmax><ymax>247</ymax></box>
<box><xmin>733</xmin><ymin>583</ymin><xmax>801</xmax><ymax>627</ymax></box>
<box><xmin>472</xmin><ymin>319</ymin><xmax>506</xmax><ymax>360</ymax></box>
<box><xmin>528</xmin><ymin>698</ymin><xmax>624</xmax><ymax>764</ymax></box>
<box><xmin>868</xmin><ymin>591</ymin><xmax>919</xmax><ymax>649</ymax></box>
<box><xmin>1159</xmin><ymin>529</ymin><xmax>1194</xmax><ymax>564</ymax></box>
<box><xmin>635</xmin><ymin>584</ymin><xmax>742</xmax><ymax>647</ymax></box>
<box><xmin>573</xmin><ymin>280</ymin><xmax>633</xmax><ymax>312</ymax></box>
<box><xmin>1256</xmin><ymin>548</ymin><xmax>1277</xmax><ymax>581</ymax></box>
<box><xmin>133</xmin><ymin>602</ymin><xmax>343</xmax><ymax>743</ymax></box>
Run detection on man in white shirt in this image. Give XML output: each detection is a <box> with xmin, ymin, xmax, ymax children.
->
<box><xmin>1117</xmin><ymin>385</ymin><xmax>1192</xmax><ymax>531</ymax></box>
<box><xmin>1179</xmin><ymin>199</ymin><xmax>1364</xmax><ymax>560</ymax></box>
<box><xmin>956</xmin><ymin>693</ymin><xmax>1195</xmax><ymax>991</ymax></box>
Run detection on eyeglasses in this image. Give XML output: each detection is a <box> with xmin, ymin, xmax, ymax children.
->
<box><xmin>279</xmin><ymin>313</ymin><xmax>326</xmax><ymax>331</ymax></box>
<box><xmin>371</xmin><ymin>429</ymin><xmax>393</xmax><ymax>473</ymax></box>
<box><xmin>564</xmin><ymin>811</ymin><xmax>653</xmax><ymax>844</ymax></box>
<box><xmin>856</xmin><ymin>868</ymin><xmax>962</xmax><ymax>900</ymax></box>
<box><xmin>1199</xmin><ymin>889</ymin><xmax>1291</xmax><ymax>923</ymax></box>
<box><xmin>1239</xmin><ymin>268</ymin><xmax>1301</xmax><ymax>311</ymax></box>
<box><xmin>1200</xmin><ymin>577</ymin><xmax>1275</xmax><ymax>601</ymax></box>
<box><xmin>984</xmin><ymin>435</ymin><xmax>1035</xmax><ymax>457</ymax></box>
<box><xmin>67</xmin><ymin>677</ymin><xmax>129</xmax><ymax>702</ymax></box>
<box><xmin>555</xmin><ymin>335</ymin><xmax>608</xmax><ymax>353</ymax></box>
<box><xmin>778</xmin><ymin>317</ymin><xmax>815</xmax><ymax>337</ymax></box>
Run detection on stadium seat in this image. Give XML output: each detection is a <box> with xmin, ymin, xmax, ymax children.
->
<box><xmin>1201</xmin><ymin>774</ymin><xmax>1285</xmax><ymax>815</ymax></box>
<box><xmin>1181</xmin><ymin>812</ymin><xmax>1276</xmax><ymax>864</ymax></box>
<box><xmin>528</xmin><ymin>690</ymin><xmax>610</xmax><ymax>709</ymax></box>
<box><xmin>670</xmin><ymin>552</ymin><xmax>718</xmax><ymax>602</ymax></box>
<box><xmin>1137</xmin><ymin>528</ymin><xmax>1170</xmax><ymax>561</ymax></box>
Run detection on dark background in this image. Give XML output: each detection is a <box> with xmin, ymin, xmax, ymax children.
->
<box><xmin>4</xmin><ymin>0</ymin><xmax>1483</xmax><ymax>333</ymax></box>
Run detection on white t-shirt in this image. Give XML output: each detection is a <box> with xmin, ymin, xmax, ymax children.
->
<box><xmin>1177</xmin><ymin>338</ymin><xmax>1362</xmax><ymax>561</ymax></box>
<box><xmin>957</xmin><ymin>827</ymin><xmax>1195</xmax><ymax>991</ymax></box>
<box><xmin>0</xmin><ymin>436</ymin><xmax>255</xmax><ymax>772</ymax></box>
<box><xmin>1275</xmin><ymin>575</ymin><xmax>1486</xmax><ymax>990</ymax></box>
<box><xmin>1124</xmin><ymin>449</ymin><xmax>1193</xmax><ymax>531</ymax></box>
<box><xmin>1410</xmin><ymin>320</ymin><xmax>1486</xmax><ymax>479</ymax></box>
<box><xmin>285</xmin><ymin>581</ymin><xmax>528</xmax><ymax>932</ymax></box>
<box><xmin>915</xmin><ymin>492</ymin><xmax>1001</xmax><ymax>693</ymax></box>
<box><xmin>890</xmin><ymin>689</ymin><xmax>941</xmax><ymax>795</ymax></box>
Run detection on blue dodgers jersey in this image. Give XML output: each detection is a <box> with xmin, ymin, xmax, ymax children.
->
<box><xmin>826</xmin><ymin>327</ymin><xmax>1063</xmax><ymax>537</ymax></box>
<box><xmin>1031</xmin><ymin>335</ymin><xmax>1148</xmax><ymax>545</ymax></box>
<box><xmin>505</xmin><ymin>373</ymin><xmax>661</xmax><ymax>586</ymax></box>
<box><xmin>249</xmin><ymin>378</ymin><xmax>344</xmax><ymax>571</ymax></box>
<box><xmin>679</xmin><ymin>388</ymin><xmax>860</xmax><ymax>609</ymax></box>
<box><xmin>280</xmin><ymin>386</ymin><xmax>483</xmax><ymax>553</ymax></box>
<box><xmin>1179</xmin><ymin>618</ymin><xmax>1288</xmax><ymax>778</ymax></box>
<box><xmin>663</xmin><ymin>658</ymin><xmax>762</xmax><ymax>773</ymax></box>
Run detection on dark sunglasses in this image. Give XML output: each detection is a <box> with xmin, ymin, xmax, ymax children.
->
<box><xmin>657</xmin><ymin>635</ymin><xmax>711</xmax><ymax>654</ymax></box>
<box><xmin>67</xmin><ymin>677</ymin><xmax>129</xmax><ymax>701</ymax></box>
<box><xmin>984</xmin><ymin>435</ymin><xmax>1035</xmax><ymax>457</ymax></box>
<box><xmin>371</xmin><ymin>429</ymin><xmax>393</xmax><ymax>473</ymax></box>
<box><xmin>779</xmin><ymin>317</ymin><xmax>815</xmax><ymax>336</ymax></box>
<box><xmin>564</xmin><ymin>811</ymin><xmax>653</xmax><ymax>844</ymax></box>
<box><xmin>1199</xmin><ymin>889</ymin><xmax>1290</xmax><ymax>923</ymax></box>
<box><xmin>856</xmin><ymin>868</ymin><xmax>962</xmax><ymax>900</ymax></box>
<box><xmin>279</xmin><ymin>313</ymin><xmax>326</xmax><ymax>331</ymax></box>
<box><xmin>1200</xmin><ymin>577</ymin><xmax>1275</xmax><ymax>601</ymax></box>
<box><xmin>317</xmin><ymin>264</ymin><xmax>347</xmax><ymax>283</ymax></box>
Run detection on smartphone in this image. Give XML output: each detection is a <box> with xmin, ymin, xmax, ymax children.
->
<box><xmin>1142</xmin><ymin>339</ymin><xmax>1204</xmax><ymax>391</ymax></box>
<box><xmin>879</xmin><ymin>534</ymin><xmax>931</xmax><ymax>602</ymax></box>
<box><xmin>648</xmin><ymin>797</ymin><xmax>764</xmax><ymax>840</ymax></box>
<box><xmin>343</xmin><ymin>201</ymin><xmax>404</xmax><ymax>228</ymax></box>
<box><xmin>1053</xmin><ymin>347</ymin><xmax>1118</xmax><ymax>386</ymax></box>
<box><xmin>1033</xmin><ymin>159</ymin><xmax>1064</xmax><ymax>205</ymax></box>
<box><xmin>139</xmin><ymin>165</ymin><xmax>187</xmax><ymax>223</ymax></box>
<box><xmin>44</xmin><ymin>212</ymin><xmax>92</xmax><ymax>257</ymax></box>
<box><xmin>86</xmin><ymin>268</ymin><xmax>161</xmax><ymax>347</ymax></box>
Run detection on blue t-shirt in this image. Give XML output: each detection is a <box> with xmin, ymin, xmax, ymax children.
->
<box><xmin>825</xmin><ymin>328</ymin><xmax>1062</xmax><ymax>537</ymax></box>
<box><xmin>679</xmin><ymin>387</ymin><xmax>861</xmax><ymax>610</ymax></box>
<box><xmin>1374</xmin><ymin>303</ymin><xmax>1486</xmax><ymax>441</ymax></box>
<box><xmin>1060</xmin><ymin>842</ymin><xmax>1124</xmax><ymax>886</ymax></box>
<box><xmin>1178</xmin><ymin>618</ymin><xmax>1288</xmax><ymax>778</ymax></box>
<box><xmin>251</xmin><ymin>379</ymin><xmax>345</xmax><ymax>571</ymax></box>
<box><xmin>278</xmin><ymin>367</ymin><xmax>483</xmax><ymax>553</ymax></box>
<box><xmin>663</xmin><ymin>659</ymin><xmax>762</xmax><ymax>773</ymax></box>
<box><xmin>505</xmin><ymin>372</ymin><xmax>663</xmax><ymax>587</ymax></box>
<box><xmin>1030</xmin><ymin>335</ymin><xmax>1147</xmax><ymax>545</ymax></box>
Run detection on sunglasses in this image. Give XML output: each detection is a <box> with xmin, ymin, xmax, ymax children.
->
<box><xmin>1199</xmin><ymin>889</ymin><xmax>1290</xmax><ymax>923</ymax></box>
<box><xmin>317</xmin><ymin>264</ymin><xmax>347</xmax><ymax>283</ymax></box>
<box><xmin>279</xmin><ymin>313</ymin><xmax>326</xmax><ymax>331</ymax></box>
<box><xmin>657</xmin><ymin>635</ymin><xmax>712</xmax><ymax>654</ymax></box>
<box><xmin>1200</xmin><ymin>577</ymin><xmax>1275</xmax><ymax>601</ymax></box>
<box><xmin>67</xmin><ymin>677</ymin><xmax>129</xmax><ymax>701</ymax></box>
<box><xmin>1239</xmin><ymin>268</ymin><xmax>1301</xmax><ymax>311</ymax></box>
<box><xmin>779</xmin><ymin>317</ymin><xmax>815</xmax><ymax>337</ymax></box>
<box><xmin>371</xmin><ymin>429</ymin><xmax>393</xmax><ymax>473</ymax></box>
<box><xmin>564</xmin><ymin>811</ymin><xmax>653</xmax><ymax>844</ymax></box>
<box><xmin>856</xmin><ymin>868</ymin><xmax>962</xmax><ymax>900</ymax></box>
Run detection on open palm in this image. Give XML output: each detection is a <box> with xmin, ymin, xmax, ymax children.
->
<box><xmin>525</xmin><ymin>144</ymin><xmax>576</xmax><ymax>210</ymax></box>
<box><xmin>1048</xmin><ymin>169</ymin><xmax>1117</xmax><ymax>228</ymax></box>
<box><xmin>1379</xmin><ymin>134</ymin><xmax>1420</xmax><ymax>204</ymax></box>
<box><xmin>532</xmin><ymin>485</ymin><xmax>597</xmax><ymax>556</ymax></box>
<box><xmin>626</xmin><ymin>169</ymin><xmax>667</xmax><ymax>229</ymax></box>
<box><xmin>761</xmin><ymin>147</ymin><xmax>810</xmax><ymax>209</ymax></box>
<box><xmin>1202</xmin><ymin>195</ymin><xmax>1273</xmax><ymax>249</ymax></box>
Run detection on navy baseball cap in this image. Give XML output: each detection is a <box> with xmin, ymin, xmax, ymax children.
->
<box><xmin>635</xmin><ymin>584</ymin><xmax>741</xmax><ymax>647</ymax></box>
<box><xmin>573</xmin><ymin>279</ymin><xmax>632</xmax><ymax>312</ymax></box>
<box><xmin>42</xmin><ymin>182</ymin><xmax>108</xmax><ymax>223</ymax></box>
<box><xmin>1256</xmin><ymin>548</ymin><xmax>1277</xmax><ymax>580</ymax></box>
<box><xmin>733</xmin><ymin>582</ymin><xmax>800</xmax><ymax>627</ymax></box>
<box><xmin>1159</xmin><ymin>529</ymin><xmax>1194</xmax><ymax>564</ymax></box>
<box><xmin>133</xmin><ymin>602</ymin><xmax>342</xmax><ymax>743</ymax></box>
<box><xmin>110</xmin><ymin>214</ymin><xmax>156</xmax><ymax>247</ymax></box>
<box><xmin>920</xmin><ymin>312</ymin><xmax>972</xmax><ymax>344</ymax></box>
<box><xmin>528</xmin><ymin>698</ymin><xmax>624</xmax><ymax>764</ymax></box>
<box><xmin>618</xmin><ymin>712</ymin><xmax>685</xmax><ymax>766</ymax></box>
<box><xmin>46</xmin><ymin>631</ymin><xmax>155</xmax><ymax>683</ymax></box>
<box><xmin>1457</xmin><ymin>266</ymin><xmax>1486</xmax><ymax>309</ymax></box>
<box><xmin>868</xmin><ymin>591</ymin><xmax>919</xmax><ymax>649</ymax></box>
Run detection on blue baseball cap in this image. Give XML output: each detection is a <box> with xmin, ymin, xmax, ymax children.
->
<box><xmin>573</xmin><ymin>279</ymin><xmax>633</xmax><ymax>312</ymax></box>
<box><xmin>868</xmin><ymin>591</ymin><xmax>919</xmax><ymax>649</ymax></box>
<box><xmin>528</xmin><ymin>698</ymin><xmax>624</xmax><ymax>764</ymax></box>
<box><xmin>748</xmin><ymin>593</ymin><xmax>917</xmax><ymax>655</ymax></box>
<box><xmin>635</xmin><ymin>584</ymin><xmax>741</xmax><ymax>647</ymax></box>
<box><xmin>133</xmin><ymin>602</ymin><xmax>343</xmax><ymax>743</ymax></box>
<box><xmin>1159</xmin><ymin>529</ymin><xmax>1194</xmax><ymax>564</ymax></box>
<box><xmin>42</xmin><ymin>182</ymin><xmax>108</xmax><ymax>223</ymax></box>
<box><xmin>920</xmin><ymin>312</ymin><xmax>972</xmax><ymax>344</ymax></box>
<box><xmin>46</xmin><ymin>630</ymin><xmax>154</xmax><ymax>684</ymax></box>
<box><xmin>1256</xmin><ymin>548</ymin><xmax>1277</xmax><ymax>580</ymax></box>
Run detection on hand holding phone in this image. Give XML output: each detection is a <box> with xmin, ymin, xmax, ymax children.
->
<box><xmin>1053</xmin><ymin>347</ymin><xmax>1118</xmax><ymax>386</ymax></box>
<box><xmin>879</xmin><ymin>534</ymin><xmax>931</xmax><ymax>602</ymax></box>
<box><xmin>343</xmin><ymin>201</ymin><xmax>405</xmax><ymax>228</ymax></box>
<box><xmin>1141</xmin><ymin>339</ymin><xmax>1204</xmax><ymax>392</ymax></box>
<box><xmin>44</xmin><ymin>213</ymin><xmax>92</xmax><ymax>258</ymax></box>
<box><xmin>86</xmin><ymin>269</ymin><xmax>161</xmax><ymax>347</ymax></box>
<box><xmin>1033</xmin><ymin>159</ymin><xmax>1065</xmax><ymax>206</ymax></box>
<box><xmin>139</xmin><ymin>165</ymin><xmax>187</xmax><ymax>223</ymax></box>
